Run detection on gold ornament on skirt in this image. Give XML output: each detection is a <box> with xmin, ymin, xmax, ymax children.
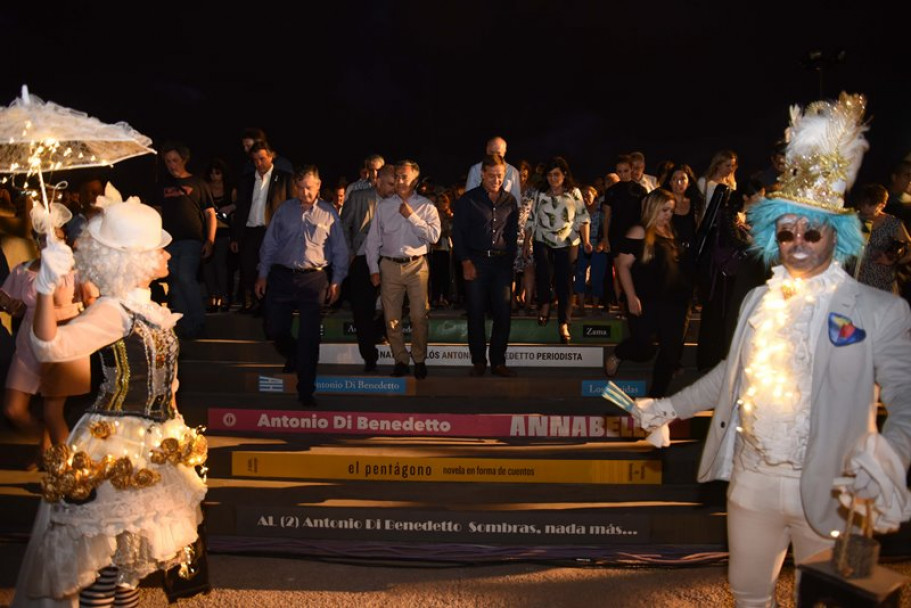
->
<box><xmin>39</xmin><ymin>426</ymin><xmax>207</xmax><ymax>502</ymax></box>
<box><xmin>89</xmin><ymin>420</ymin><xmax>115</xmax><ymax>439</ymax></box>
<box><xmin>150</xmin><ymin>431</ymin><xmax>208</xmax><ymax>467</ymax></box>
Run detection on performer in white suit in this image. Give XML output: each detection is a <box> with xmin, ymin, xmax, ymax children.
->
<box><xmin>630</xmin><ymin>93</ymin><xmax>911</xmax><ymax>607</ymax></box>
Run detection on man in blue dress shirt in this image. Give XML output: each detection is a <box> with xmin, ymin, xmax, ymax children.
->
<box><xmin>256</xmin><ymin>165</ymin><xmax>349</xmax><ymax>406</ymax></box>
<box><xmin>453</xmin><ymin>154</ymin><xmax>519</xmax><ymax>377</ymax></box>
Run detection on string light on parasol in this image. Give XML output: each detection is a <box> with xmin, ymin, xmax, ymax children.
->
<box><xmin>0</xmin><ymin>84</ymin><xmax>155</xmax><ymax>210</ymax></box>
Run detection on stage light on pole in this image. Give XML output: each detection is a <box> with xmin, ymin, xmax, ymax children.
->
<box><xmin>801</xmin><ymin>49</ymin><xmax>847</xmax><ymax>97</ymax></box>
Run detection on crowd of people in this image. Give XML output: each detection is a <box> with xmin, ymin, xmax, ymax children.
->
<box><xmin>0</xmin><ymin>93</ymin><xmax>910</xmax><ymax>607</ymax></box>
<box><xmin>3</xmin><ymin>130</ymin><xmax>911</xmax><ymax>405</ymax></box>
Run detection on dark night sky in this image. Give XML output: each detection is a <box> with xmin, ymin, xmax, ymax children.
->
<box><xmin>2</xmin><ymin>2</ymin><xmax>909</xmax><ymax>196</ymax></box>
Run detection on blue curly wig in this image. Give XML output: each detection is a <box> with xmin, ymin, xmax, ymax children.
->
<box><xmin>747</xmin><ymin>197</ymin><xmax>864</xmax><ymax>267</ymax></box>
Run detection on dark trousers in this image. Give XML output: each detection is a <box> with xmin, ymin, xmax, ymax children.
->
<box><xmin>166</xmin><ymin>239</ymin><xmax>205</xmax><ymax>337</ymax></box>
<box><xmin>202</xmin><ymin>230</ymin><xmax>231</xmax><ymax>300</ymax></box>
<box><xmin>696</xmin><ymin>273</ymin><xmax>737</xmax><ymax>371</ymax></box>
<box><xmin>614</xmin><ymin>298</ymin><xmax>689</xmax><ymax>397</ymax></box>
<box><xmin>430</xmin><ymin>249</ymin><xmax>452</xmax><ymax>303</ymax></box>
<box><xmin>240</xmin><ymin>226</ymin><xmax>267</xmax><ymax>295</ymax></box>
<box><xmin>603</xmin><ymin>251</ymin><xmax>619</xmax><ymax>306</ymax></box>
<box><xmin>574</xmin><ymin>250</ymin><xmax>608</xmax><ymax>297</ymax></box>
<box><xmin>349</xmin><ymin>255</ymin><xmax>380</xmax><ymax>366</ymax></box>
<box><xmin>533</xmin><ymin>243</ymin><xmax>574</xmax><ymax>324</ymax></box>
<box><xmin>465</xmin><ymin>255</ymin><xmax>513</xmax><ymax>367</ymax></box>
<box><xmin>262</xmin><ymin>265</ymin><xmax>328</xmax><ymax>400</ymax></box>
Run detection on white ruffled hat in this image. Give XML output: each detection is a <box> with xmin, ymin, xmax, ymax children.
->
<box><xmin>29</xmin><ymin>200</ymin><xmax>72</xmax><ymax>235</ymax></box>
<box><xmin>87</xmin><ymin>182</ymin><xmax>171</xmax><ymax>251</ymax></box>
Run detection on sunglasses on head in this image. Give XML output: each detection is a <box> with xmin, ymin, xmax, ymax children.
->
<box><xmin>776</xmin><ymin>227</ymin><xmax>824</xmax><ymax>243</ymax></box>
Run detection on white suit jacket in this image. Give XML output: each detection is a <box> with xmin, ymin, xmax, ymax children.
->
<box><xmin>670</xmin><ymin>269</ymin><xmax>911</xmax><ymax>535</ymax></box>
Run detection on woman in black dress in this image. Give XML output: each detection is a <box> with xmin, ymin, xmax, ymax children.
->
<box><xmin>605</xmin><ymin>189</ymin><xmax>692</xmax><ymax>397</ymax></box>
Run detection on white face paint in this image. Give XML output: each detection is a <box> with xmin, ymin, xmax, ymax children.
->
<box><xmin>775</xmin><ymin>214</ymin><xmax>837</xmax><ymax>278</ymax></box>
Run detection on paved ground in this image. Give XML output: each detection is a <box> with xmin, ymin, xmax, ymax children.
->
<box><xmin>2</xmin><ymin>541</ymin><xmax>910</xmax><ymax>607</ymax></box>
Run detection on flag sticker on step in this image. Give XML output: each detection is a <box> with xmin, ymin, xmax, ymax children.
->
<box><xmin>258</xmin><ymin>376</ymin><xmax>285</xmax><ymax>393</ymax></box>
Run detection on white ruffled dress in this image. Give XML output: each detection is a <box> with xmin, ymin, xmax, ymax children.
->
<box><xmin>13</xmin><ymin>289</ymin><xmax>207</xmax><ymax>605</ymax></box>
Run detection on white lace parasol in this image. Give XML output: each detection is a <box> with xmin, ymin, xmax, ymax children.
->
<box><xmin>0</xmin><ymin>85</ymin><xmax>155</xmax><ymax>209</ymax></box>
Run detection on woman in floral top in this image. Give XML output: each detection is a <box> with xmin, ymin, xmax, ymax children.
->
<box><xmin>523</xmin><ymin>157</ymin><xmax>591</xmax><ymax>343</ymax></box>
<box><xmin>855</xmin><ymin>183</ymin><xmax>911</xmax><ymax>294</ymax></box>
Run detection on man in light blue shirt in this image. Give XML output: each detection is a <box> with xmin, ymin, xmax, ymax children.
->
<box><xmin>365</xmin><ymin>160</ymin><xmax>441</xmax><ymax>379</ymax></box>
<box><xmin>257</xmin><ymin>165</ymin><xmax>349</xmax><ymax>406</ymax></box>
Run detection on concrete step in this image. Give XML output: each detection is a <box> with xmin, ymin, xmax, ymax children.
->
<box><xmin>178</xmin><ymin>339</ymin><xmax>705</xmax><ymax>375</ymax></box>
<box><xmin>205</xmin><ymin>503</ymin><xmax>730</xmax><ymax>558</ymax></box>
<box><xmin>213</xmin><ymin>439</ymin><xmax>704</xmax><ymax>486</ymax></box>
<box><xmin>199</xmin><ymin>434</ymin><xmax>730</xmax><ymax>555</ymax></box>
<box><xmin>173</xmin><ymin>359</ymin><xmax>708</xmax><ymax>420</ymax></box>
<box><xmin>203</xmin><ymin>407</ymin><xmax>703</xmax><ymax>443</ymax></box>
<box><xmin>199</xmin><ymin>307</ymin><xmax>703</xmax><ymax>345</ymax></box>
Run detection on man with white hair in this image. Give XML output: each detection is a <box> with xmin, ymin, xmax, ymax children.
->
<box><xmin>257</xmin><ymin>166</ymin><xmax>349</xmax><ymax>407</ymax></box>
<box><xmin>465</xmin><ymin>136</ymin><xmax>522</xmax><ymax>205</ymax></box>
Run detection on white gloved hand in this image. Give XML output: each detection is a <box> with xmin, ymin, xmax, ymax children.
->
<box><xmin>34</xmin><ymin>237</ymin><xmax>75</xmax><ymax>295</ymax></box>
<box><xmin>632</xmin><ymin>398</ymin><xmax>677</xmax><ymax>432</ymax></box>
<box><xmin>645</xmin><ymin>424</ymin><xmax>672</xmax><ymax>448</ymax></box>
<box><xmin>836</xmin><ymin>433</ymin><xmax>911</xmax><ymax>534</ymax></box>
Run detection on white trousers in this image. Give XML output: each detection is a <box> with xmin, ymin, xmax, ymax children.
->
<box><xmin>726</xmin><ymin>467</ymin><xmax>834</xmax><ymax>608</ymax></box>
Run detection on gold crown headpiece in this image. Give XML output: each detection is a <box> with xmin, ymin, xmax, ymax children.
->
<box><xmin>773</xmin><ymin>92</ymin><xmax>869</xmax><ymax>214</ymax></box>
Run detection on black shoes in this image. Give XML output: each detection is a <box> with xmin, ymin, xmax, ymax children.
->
<box><xmin>470</xmin><ymin>364</ymin><xmax>516</xmax><ymax>377</ymax></box>
<box><xmin>391</xmin><ymin>362</ymin><xmax>410</xmax><ymax>377</ymax></box>
<box><xmin>491</xmin><ymin>364</ymin><xmax>517</xmax><ymax>378</ymax></box>
<box><xmin>537</xmin><ymin>303</ymin><xmax>551</xmax><ymax>326</ymax></box>
<box><xmin>363</xmin><ymin>360</ymin><xmax>378</xmax><ymax>373</ymax></box>
<box><xmin>299</xmin><ymin>394</ymin><xmax>317</xmax><ymax>407</ymax></box>
<box><xmin>414</xmin><ymin>362</ymin><xmax>428</xmax><ymax>380</ymax></box>
<box><xmin>240</xmin><ymin>300</ymin><xmax>261</xmax><ymax>315</ymax></box>
<box><xmin>389</xmin><ymin>362</ymin><xmax>426</xmax><ymax>378</ymax></box>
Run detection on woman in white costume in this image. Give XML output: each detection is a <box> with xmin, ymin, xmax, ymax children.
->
<box><xmin>13</xmin><ymin>186</ymin><xmax>207</xmax><ymax>607</ymax></box>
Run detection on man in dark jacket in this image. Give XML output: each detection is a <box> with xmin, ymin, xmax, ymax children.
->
<box><xmin>231</xmin><ymin>141</ymin><xmax>295</xmax><ymax>312</ymax></box>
